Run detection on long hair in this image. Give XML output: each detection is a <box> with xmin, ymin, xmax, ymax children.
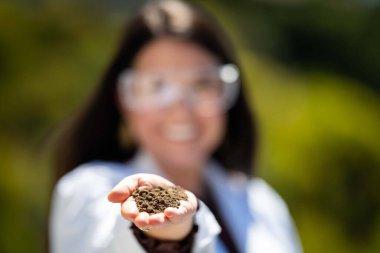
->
<box><xmin>52</xmin><ymin>0</ymin><xmax>257</xmax><ymax>182</ymax></box>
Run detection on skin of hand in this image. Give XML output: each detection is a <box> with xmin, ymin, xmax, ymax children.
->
<box><xmin>108</xmin><ymin>173</ymin><xmax>198</xmax><ymax>240</ymax></box>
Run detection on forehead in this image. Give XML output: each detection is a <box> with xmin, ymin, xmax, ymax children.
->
<box><xmin>132</xmin><ymin>37</ymin><xmax>220</xmax><ymax>71</ymax></box>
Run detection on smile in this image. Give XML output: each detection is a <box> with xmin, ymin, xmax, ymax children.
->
<box><xmin>162</xmin><ymin>124</ymin><xmax>198</xmax><ymax>142</ymax></box>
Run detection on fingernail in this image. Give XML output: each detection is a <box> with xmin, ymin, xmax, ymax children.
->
<box><xmin>139</xmin><ymin>226</ymin><xmax>151</xmax><ymax>232</ymax></box>
<box><xmin>166</xmin><ymin>212</ymin><xmax>174</xmax><ymax>218</ymax></box>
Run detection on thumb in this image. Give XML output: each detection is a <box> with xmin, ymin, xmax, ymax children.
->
<box><xmin>108</xmin><ymin>176</ymin><xmax>140</xmax><ymax>203</ymax></box>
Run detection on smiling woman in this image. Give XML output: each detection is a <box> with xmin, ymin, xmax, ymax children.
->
<box><xmin>49</xmin><ymin>0</ymin><xmax>302</xmax><ymax>252</ymax></box>
<box><xmin>118</xmin><ymin>37</ymin><xmax>228</xmax><ymax>181</ymax></box>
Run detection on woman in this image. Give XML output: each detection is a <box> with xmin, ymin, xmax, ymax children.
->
<box><xmin>50</xmin><ymin>0</ymin><xmax>302</xmax><ymax>252</ymax></box>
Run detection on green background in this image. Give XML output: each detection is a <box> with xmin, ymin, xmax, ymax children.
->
<box><xmin>0</xmin><ymin>0</ymin><xmax>379</xmax><ymax>252</ymax></box>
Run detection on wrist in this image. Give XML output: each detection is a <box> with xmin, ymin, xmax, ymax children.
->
<box><xmin>144</xmin><ymin>217</ymin><xmax>194</xmax><ymax>241</ymax></box>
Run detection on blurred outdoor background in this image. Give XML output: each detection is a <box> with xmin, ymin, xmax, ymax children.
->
<box><xmin>0</xmin><ymin>0</ymin><xmax>379</xmax><ymax>252</ymax></box>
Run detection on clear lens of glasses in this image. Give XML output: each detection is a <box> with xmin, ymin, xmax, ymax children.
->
<box><xmin>117</xmin><ymin>64</ymin><xmax>239</xmax><ymax>116</ymax></box>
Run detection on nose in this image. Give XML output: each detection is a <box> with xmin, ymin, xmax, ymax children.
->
<box><xmin>164</xmin><ymin>85</ymin><xmax>197</xmax><ymax>115</ymax></box>
<box><xmin>163</xmin><ymin>83</ymin><xmax>195</xmax><ymax>107</ymax></box>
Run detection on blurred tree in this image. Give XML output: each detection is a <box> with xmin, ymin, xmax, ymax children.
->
<box><xmin>205</xmin><ymin>0</ymin><xmax>380</xmax><ymax>91</ymax></box>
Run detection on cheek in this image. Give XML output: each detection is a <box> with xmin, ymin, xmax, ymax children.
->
<box><xmin>124</xmin><ymin>110</ymin><xmax>159</xmax><ymax>144</ymax></box>
<box><xmin>201</xmin><ymin>115</ymin><xmax>226</xmax><ymax>152</ymax></box>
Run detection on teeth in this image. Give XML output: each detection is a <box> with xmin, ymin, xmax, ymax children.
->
<box><xmin>162</xmin><ymin>124</ymin><xmax>197</xmax><ymax>141</ymax></box>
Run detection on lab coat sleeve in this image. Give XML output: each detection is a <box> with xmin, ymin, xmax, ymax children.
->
<box><xmin>50</xmin><ymin>163</ymin><xmax>221</xmax><ymax>253</ymax></box>
<box><xmin>193</xmin><ymin>201</ymin><xmax>221</xmax><ymax>252</ymax></box>
<box><xmin>49</xmin><ymin>164</ymin><xmax>147</xmax><ymax>253</ymax></box>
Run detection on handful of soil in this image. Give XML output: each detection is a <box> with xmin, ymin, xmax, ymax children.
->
<box><xmin>132</xmin><ymin>186</ymin><xmax>188</xmax><ymax>214</ymax></box>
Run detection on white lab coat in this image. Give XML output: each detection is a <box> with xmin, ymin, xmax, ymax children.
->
<box><xmin>50</xmin><ymin>153</ymin><xmax>302</xmax><ymax>253</ymax></box>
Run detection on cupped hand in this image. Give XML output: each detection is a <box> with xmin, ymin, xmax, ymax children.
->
<box><xmin>108</xmin><ymin>173</ymin><xmax>198</xmax><ymax>240</ymax></box>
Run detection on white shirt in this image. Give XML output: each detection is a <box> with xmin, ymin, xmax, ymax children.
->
<box><xmin>50</xmin><ymin>155</ymin><xmax>302</xmax><ymax>253</ymax></box>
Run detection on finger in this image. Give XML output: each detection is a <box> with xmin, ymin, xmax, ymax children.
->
<box><xmin>121</xmin><ymin>197</ymin><xmax>139</xmax><ymax>220</ymax></box>
<box><xmin>164</xmin><ymin>205</ymin><xmax>189</xmax><ymax>223</ymax></box>
<box><xmin>108</xmin><ymin>176</ymin><xmax>139</xmax><ymax>203</ymax></box>
<box><xmin>164</xmin><ymin>207</ymin><xmax>180</xmax><ymax>221</ymax></box>
<box><xmin>168</xmin><ymin>191</ymin><xmax>197</xmax><ymax>217</ymax></box>
<box><xmin>148</xmin><ymin>213</ymin><xmax>167</xmax><ymax>226</ymax></box>
<box><xmin>134</xmin><ymin>212</ymin><xmax>150</xmax><ymax>230</ymax></box>
<box><xmin>164</xmin><ymin>194</ymin><xmax>197</xmax><ymax>222</ymax></box>
<box><xmin>184</xmin><ymin>190</ymin><xmax>198</xmax><ymax>210</ymax></box>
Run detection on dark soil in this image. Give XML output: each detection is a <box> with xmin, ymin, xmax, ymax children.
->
<box><xmin>132</xmin><ymin>186</ymin><xmax>188</xmax><ymax>214</ymax></box>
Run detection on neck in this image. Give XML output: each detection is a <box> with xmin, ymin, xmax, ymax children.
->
<box><xmin>158</xmin><ymin>161</ymin><xmax>205</xmax><ymax>197</ymax></box>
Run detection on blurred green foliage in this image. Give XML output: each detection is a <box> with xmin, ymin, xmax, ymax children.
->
<box><xmin>0</xmin><ymin>0</ymin><xmax>379</xmax><ymax>252</ymax></box>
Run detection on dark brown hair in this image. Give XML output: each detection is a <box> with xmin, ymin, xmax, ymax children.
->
<box><xmin>53</xmin><ymin>0</ymin><xmax>257</xmax><ymax>182</ymax></box>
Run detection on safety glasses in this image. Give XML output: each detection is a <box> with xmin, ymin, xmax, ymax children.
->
<box><xmin>117</xmin><ymin>64</ymin><xmax>240</xmax><ymax>117</ymax></box>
